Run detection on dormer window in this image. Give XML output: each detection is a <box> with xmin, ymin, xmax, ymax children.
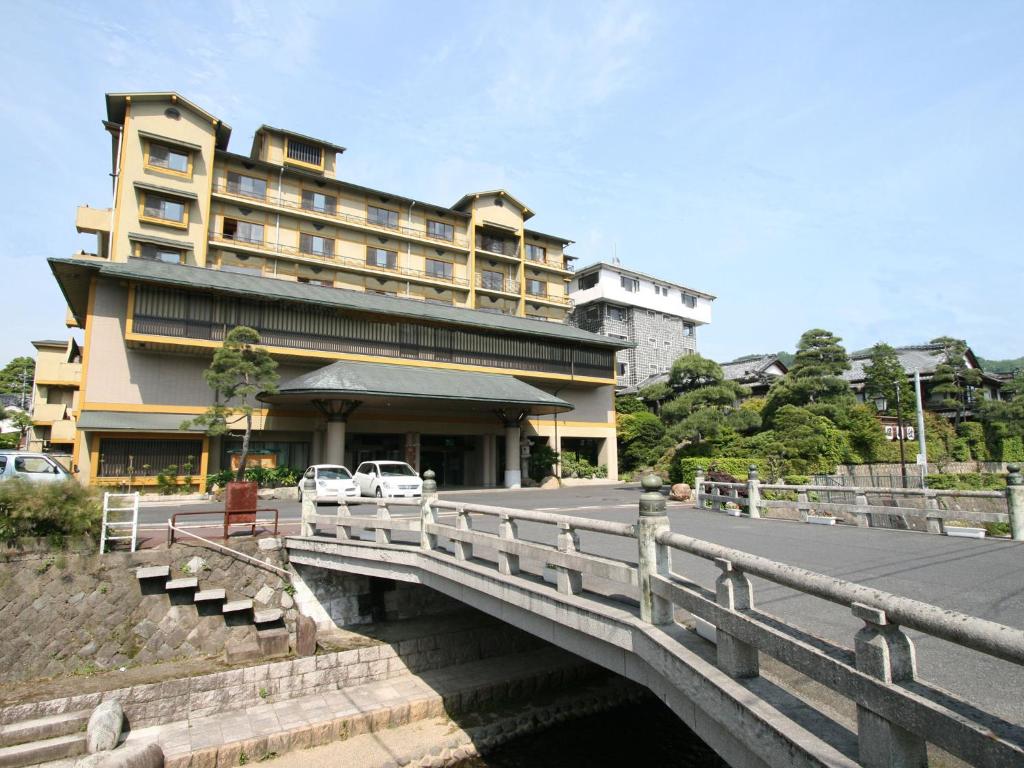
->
<box><xmin>146</xmin><ymin>142</ymin><xmax>190</xmax><ymax>176</ymax></box>
<box><xmin>286</xmin><ymin>138</ymin><xmax>323</xmax><ymax>169</ymax></box>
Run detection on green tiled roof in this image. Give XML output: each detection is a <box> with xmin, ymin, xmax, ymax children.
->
<box><xmin>265</xmin><ymin>359</ymin><xmax>573</xmax><ymax>415</ymax></box>
<box><xmin>49</xmin><ymin>258</ymin><xmax>630</xmax><ymax>350</ymax></box>
<box><xmin>77</xmin><ymin>411</ymin><xmax>206</xmax><ymax>432</ymax></box>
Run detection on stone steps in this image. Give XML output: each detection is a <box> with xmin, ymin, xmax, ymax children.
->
<box><xmin>0</xmin><ymin>733</ymin><xmax>86</xmax><ymax>768</ymax></box>
<box><xmin>0</xmin><ymin>711</ymin><xmax>90</xmax><ymax>749</ymax></box>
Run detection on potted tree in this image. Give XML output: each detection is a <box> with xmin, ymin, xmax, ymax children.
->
<box><xmin>182</xmin><ymin>327</ymin><xmax>279</xmax><ymax>519</ymax></box>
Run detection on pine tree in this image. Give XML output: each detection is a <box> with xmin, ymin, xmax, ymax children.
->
<box><xmin>863</xmin><ymin>343</ymin><xmax>916</xmax><ymax>416</ymax></box>
<box><xmin>929</xmin><ymin>336</ymin><xmax>982</xmax><ymax>427</ymax></box>
<box><xmin>182</xmin><ymin>327</ymin><xmax>279</xmax><ymax>481</ymax></box>
<box><xmin>763</xmin><ymin>329</ymin><xmax>852</xmax><ymax>423</ymax></box>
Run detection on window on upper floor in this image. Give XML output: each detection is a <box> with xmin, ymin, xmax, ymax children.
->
<box><xmin>427</xmin><ymin>220</ymin><xmax>454</xmax><ymax>242</ymax></box>
<box><xmin>585</xmin><ymin>306</ymin><xmax>600</xmax><ymax>321</ymax></box>
<box><xmin>606</xmin><ymin>305</ymin><xmax>626</xmax><ymax>322</ymax></box>
<box><xmin>366</xmin><ymin>247</ymin><xmax>398</xmax><ymax>269</ymax></box>
<box><xmin>608</xmin><ymin>332</ymin><xmax>628</xmax><ymax>340</ymax></box>
<box><xmin>286</xmin><ymin>138</ymin><xmax>323</xmax><ymax>168</ymax></box>
<box><xmin>526</xmin><ymin>244</ymin><xmax>546</xmax><ymax>262</ymax></box>
<box><xmin>222</xmin><ymin>218</ymin><xmax>264</xmax><ymax>244</ymax></box>
<box><xmin>300</xmin><ymin>233</ymin><xmax>334</xmax><ymax>257</ymax></box>
<box><xmin>136</xmin><ymin>242</ymin><xmax>185</xmax><ymax>264</ymax></box>
<box><xmin>146</xmin><ymin>142</ymin><xmax>190</xmax><ymax>175</ymax></box>
<box><xmin>227</xmin><ymin>172</ymin><xmax>267</xmax><ymax>199</ymax></box>
<box><xmin>480</xmin><ymin>270</ymin><xmax>504</xmax><ymax>291</ymax></box>
<box><xmin>297</xmin><ymin>277</ymin><xmax>332</xmax><ymax>287</ymax></box>
<box><xmin>618</xmin><ymin>362</ymin><xmax>629</xmax><ymax>377</ymax></box>
<box><xmin>681</xmin><ymin>293</ymin><xmax>697</xmax><ymax>308</ymax></box>
<box><xmin>620</xmin><ymin>276</ymin><xmax>639</xmax><ymax>292</ymax></box>
<box><xmin>683</xmin><ymin>323</ymin><xmax>694</xmax><ymax>337</ymax></box>
<box><xmin>367</xmin><ymin>205</ymin><xmax>398</xmax><ymax>228</ymax></box>
<box><xmin>302</xmin><ymin>190</ymin><xmax>337</xmax><ymax>215</ymax></box>
<box><xmin>577</xmin><ymin>273</ymin><xmax>598</xmax><ymax>290</ymax></box>
<box><xmin>141</xmin><ymin>192</ymin><xmax>188</xmax><ymax>227</ymax></box>
<box><xmin>425</xmin><ymin>258</ymin><xmax>453</xmax><ymax>280</ymax></box>
<box><xmin>526</xmin><ymin>279</ymin><xmax>545</xmax><ymax>296</ymax></box>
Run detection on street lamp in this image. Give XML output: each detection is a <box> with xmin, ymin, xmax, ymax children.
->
<box><xmin>874</xmin><ymin>388</ymin><xmax>908</xmax><ymax>488</ymax></box>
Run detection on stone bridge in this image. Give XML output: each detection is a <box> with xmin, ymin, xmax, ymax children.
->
<box><xmin>284</xmin><ymin>473</ymin><xmax>1024</xmax><ymax>768</ymax></box>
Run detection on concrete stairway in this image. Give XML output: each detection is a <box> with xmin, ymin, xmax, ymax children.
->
<box><xmin>0</xmin><ymin>710</ymin><xmax>90</xmax><ymax>768</ymax></box>
<box><xmin>136</xmin><ymin>567</ymin><xmax>288</xmax><ymax>661</ymax></box>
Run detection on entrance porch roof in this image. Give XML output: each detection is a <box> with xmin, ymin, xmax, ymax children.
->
<box><xmin>261</xmin><ymin>359</ymin><xmax>574</xmax><ymax>416</ymax></box>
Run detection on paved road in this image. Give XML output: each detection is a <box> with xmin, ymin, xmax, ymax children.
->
<box><xmin>146</xmin><ymin>483</ymin><xmax>1024</xmax><ymax>723</ymax></box>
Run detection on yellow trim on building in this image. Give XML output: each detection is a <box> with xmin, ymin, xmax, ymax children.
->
<box><xmin>142</xmin><ymin>138</ymin><xmax>195</xmax><ymax>180</ymax></box>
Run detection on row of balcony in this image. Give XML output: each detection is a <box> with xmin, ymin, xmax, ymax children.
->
<box><xmin>213</xmin><ymin>181</ymin><xmax>573</xmax><ymax>274</ymax></box>
<box><xmin>208</xmin><ymin>233</ymin><xmax>573</xmax><ymax>306</ymax></box>
<box><xmin>34</xmin><ymin>361</ymin><xmax>82</xmax><ymax>386</ymax></box>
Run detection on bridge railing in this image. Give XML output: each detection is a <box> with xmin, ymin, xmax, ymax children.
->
<box><xmin>694</xmin><ymin>465</ymin><xmax>1023</xmax><ymax>536</ymax></box>
<box><xmin>295</xmin><ymin>473</ymin><xmax>1024</xmax><ymax>767</ymax></box>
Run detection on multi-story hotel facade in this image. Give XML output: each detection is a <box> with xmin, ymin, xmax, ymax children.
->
<box><xmin>568</xmin><ymin>262</ymin><xmax>714</xmax><ymax>390</ymax></box>
<box><xmin>26</xmin><ymin>339</ymin><xmax>82</xmax><ymax>458</ymax></box>
<box><xmin>53</xmin><ymin>92</ymin><xmax>627</xmax><ymax>490</ymax></box>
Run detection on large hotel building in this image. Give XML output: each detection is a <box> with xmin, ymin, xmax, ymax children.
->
<box><xmin>51</xmin><ymin>92</ymin><xmax>627</xmax><ymax>490</ymax></box>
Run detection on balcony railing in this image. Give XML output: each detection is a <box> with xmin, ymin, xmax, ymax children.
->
<box><xmin>525</xmin><ymin>289</ymin><xmax>574</xmax><ymax>307</ymax></box>
<box><xmin>35</xmin><ymin>362</ymin><xmax>82</xmax><ymax>385</ymax></box>
<box><xmin>475</xmin><ymin>274</ymin><xmax>520</xmax><ymax>295</ymax></box>
<box><xmin>213</xmin><ymin>181</ymin><xmax>469</xmax><ymax>248</ymax></box>
<box><xmin>33</xmin><ymin>403</ymin><xmax>68</xmax><ymax>424</ymax></box>
<box><xmin>209</xmin><ymin>233</ymin><xmax>470</xmax><ymax>288</ymax></box>
<box><xmin>526</xmin><ymin>254</ymin><xmax>575</xmax><ymax>273</ymax></box>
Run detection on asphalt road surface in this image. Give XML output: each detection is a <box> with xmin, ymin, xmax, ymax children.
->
<box><xmin>145</xmin><ymin>483</ymin><xmax>1024</xmax><ymax>724</ymax></box>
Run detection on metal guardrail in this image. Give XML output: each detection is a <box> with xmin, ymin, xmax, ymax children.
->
<box><xmin>166</xmin><ymin>519</ymin><xmax>290</xmax><ymax>578</ymax></box>
<box><xmin>293</xmin><ymin>474</ymin><xmax>1024</xmax><ymax>766</ymax></box>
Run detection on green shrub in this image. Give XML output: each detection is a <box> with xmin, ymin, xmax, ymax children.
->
<box><xmin>782</xmin><ymin>474</ymin><xmax>811</xmax><ymax>485</ymax></box>
<box><xmin>956</xmin><ymin>422</ymin><xmax>989</xmax><ymax>461</ymax></box>
<box><xmin>0</xmin><ymin>479</ymin><xmax>102</xmax><ymax>543</ymax></box>
<box><xmin>560</xmin><ymin>452</ymin><xmax>607</xmax><ymax>479</ymax></box>
<box><xmin>206</xmin><ymin>469</ymin><xmax>235</xmax><ymax>489</ymax></box>
<box><xmin>1000</xmin><ymin>437</ymin><xmax>1024</xmax><ymax>462</ymax></box>
<box><xmin>669</xmin><ymin>457</ymin><xmax>763</xmax><ymax>486</ymax></box>
<box><xmin>924</xmin><ymin>472</ymin><xmax>1005</xmax><ymax>491</ymax></box>
<box><xmin>155</xmin><ymin>464</ymin><xmax>179</xmax><ymax>494</ymax></box>
<box><xmin>528</xmin><ymin>445</ymin><xmax>559</xmax><ymax>482</ymax></box>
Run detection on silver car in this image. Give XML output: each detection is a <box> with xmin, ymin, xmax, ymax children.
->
<box><xmin>0</xmin><ymin>452</ymin><xmax>73</xmax><ymax>482</ymax></box>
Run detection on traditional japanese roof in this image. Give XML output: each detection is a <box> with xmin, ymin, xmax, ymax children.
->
<box><xmin>263</xmin><ymin>359</ymin><xmax>573</xmax><ymax>415</ymax></box>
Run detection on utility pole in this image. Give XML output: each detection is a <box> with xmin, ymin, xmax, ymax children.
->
<box><xmin>914</xmin><ymin>370</ymin><xmax>928</xmax><ymax>486</ymax></box>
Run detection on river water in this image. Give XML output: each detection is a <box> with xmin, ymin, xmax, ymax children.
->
<box><xmin>456</xmin><ymin>697</ymin><xmax>727</xmax><ymax>768</ymax></box>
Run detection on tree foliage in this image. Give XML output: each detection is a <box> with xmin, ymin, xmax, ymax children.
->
<box><xmin>763</xmin><ymin>329</ymin><xmax>852</xmax><ymax>423</ymax></box>
<box><xmin>929</xmin><ymin>336</ymin><xmax>982</xmax><ymax>428</ymax></box>
<box><xmin>862</xmin><ymin>343</ymin><xmax>916</xmax><ymax>417</ymax></box>
<box><xmin>0</xmin><ymin>357</ymin><xmax>35</xmax><ymax>406</ymax></box>
<box><xmin>182</xmin><ymin>327</ymin><xmax>279</xmax><ymax>481</ymax></box>
<box><xmin>979</xmin><ymin>369</ymin><xmax>1024</xmax><ymax>460</ymax></box>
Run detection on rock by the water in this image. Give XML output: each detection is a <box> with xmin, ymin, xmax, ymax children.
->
<box><xmin>86</xmin><ymin>700</ymin><xmax>124</xmax><ymax>753</ymax></box>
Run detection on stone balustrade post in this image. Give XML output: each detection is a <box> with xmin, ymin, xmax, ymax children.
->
<box><xmin>1006</xmin><ymin>464</ymin><xmax>1024</xmax><ymax>541</ymax></box>
<box><xmin>924</xmin><ymin>491</ymin><xmax>944</xmax><ymax>535</ymax></box>
<box><xmin>714</xmin><ymin>558</ymin><xmax>759</xmax><ymax>679</ymax></box>
<box><xmin>497</xmin><ymin>513</ymin><xmax>520</xmax><ymax>575</ymax></box>
<box><xmin>797</xmin><ymin>487</ymin><xmax>810</xmax><ymax>522</ymax></box>
<box><xmin>300</xmin><ymin>492</ymin><xmax>315</xmax><ymax>537</ymax></box>
<box><xmin>555</xmin><ymin>523</ymin><xmax>583</xmax><ymax>595</ymax></box>
<box><xmin>419</xmin><ymin>470</ymin><xmax>438</xmax><ymax>551</ymax></box>
<box><xmin>454</xmin><ymin>505</ymin><xmax>472</xmax><ymax>561</ymax></box>
<box><xmin>854</xmin><ymin>488</ymin><xmax>870</xmax><ymax>527</ymax></box>
<box><xmin>375</xmin><ymin>499</ymin><xmax>391</xmax><ymax>545</ymax></box>
<box><xmin>694</xmin><ymin>469</ymin><xmax>705</xmax><ymax>508</ymax></box>
<box><xmin>638</xmin><ymin>473</ymin><xmax>672</xmax><ymax>625</ymax></box>
<box><xmin>746</xmin><ymin>466</ymin><xmax>761</xmax><ymax>519</ymax></box>
<box><xmin>711</xmin><ymin>484</ymin><xmax>722</xmax><ymax>513</ymax></box>
<box><xmin>851</xmin><ymin>602</ymin><xmax>927</xmax><ymax>768</ymax></box>
<box><xmin>335</xmin><ymin>497</ymin><xmax>352</xmax><ymax>540</ymax></box>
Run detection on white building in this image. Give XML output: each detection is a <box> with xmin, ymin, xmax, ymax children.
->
<box><xmin>568</xmin><ymin>262</ymin><xmax>714</xmax><ymax>389</ymax></box>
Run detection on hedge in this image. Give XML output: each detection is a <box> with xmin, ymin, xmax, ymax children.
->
<box><xmin>1000</xmin><ymin>437</ymin><xmax>1024</xmax><ymax>463</ymax></box>
<box><xmin>669</xmin><ymin>457</ymin><xmax>765</xmax><ymax>486</ymax></box>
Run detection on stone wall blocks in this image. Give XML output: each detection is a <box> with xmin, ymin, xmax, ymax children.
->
<box><xmin>242</xmin><ymin>665</ymin><xmax>269</xmax><ymax>684</ymax></box>
<box><xmin>214</xmin><ymin>742</ymin><xmax>241</xmax><ymax>768</ymax></box>
<box><xmin>188</xmin><ymin>747</ymin><xmax>217</xmax><ymax>768</ymax></box>
<box><xmin>291</xmin><ymin>657</ymin><xmax>316</xmax><ymax>676</ymax></box>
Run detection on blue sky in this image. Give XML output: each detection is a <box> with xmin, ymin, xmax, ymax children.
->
<box><xmin>2</xmin><ymin>0</ymin><xmax>1022</xmax><ymax>364</ymax></box>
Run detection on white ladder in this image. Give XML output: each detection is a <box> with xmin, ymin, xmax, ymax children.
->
<box><xmin>100</xmin><ymin>492</ymin><xmax>140</xmax><ymax>553</ymax></box>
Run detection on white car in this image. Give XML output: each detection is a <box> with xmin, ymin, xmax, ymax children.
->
<box><xmin>0</xmin><ymin>452</ymin><xmax>72</xmax><ymax>483</ymax></box>
<box><xmin>353</xmin><ymin>461</ymin><xmax>423</xmax><ymax>498</ymax></box>
<box><xmin>298</xmin><ymin>464</ymin><xmax>358</xmax><ymax>503</ymax></box>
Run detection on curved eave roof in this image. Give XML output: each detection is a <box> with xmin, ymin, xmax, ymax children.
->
<box><xmin>48</xmin><ymin>258</ymin><xmax>631</xmax><ymax>351</ymax></box>
<box><xmin>263</xmin><ymin>360</ymin><xmax>573</xmax><ymax>415</ymax></box>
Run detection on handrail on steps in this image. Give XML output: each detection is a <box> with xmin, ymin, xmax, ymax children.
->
<box><xmin>165</xmin><ymin>520</ymin><xmax>291</xmax><ymax>579</ymax></box>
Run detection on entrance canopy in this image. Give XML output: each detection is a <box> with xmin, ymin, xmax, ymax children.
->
<box><xmin>261</xmin><ymin>359</ymin><xmax>574</xmax><ymax>416</ymax></box>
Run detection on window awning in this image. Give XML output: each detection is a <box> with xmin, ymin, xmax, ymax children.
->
<box><xmin>77</xmin><ymin>412</ymin><xmax>207</xmax><ymax>432</ymax></box>
<box><xmin>261</xmin><ymin>359</ymin><xmax>574</xmax><ymax>416</ymax></box>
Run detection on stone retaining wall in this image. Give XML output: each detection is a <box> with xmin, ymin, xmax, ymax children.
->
<box><xmin>0</xmin><ymin>540</ymin><xmax>292</xmax><ymax>683</ymax></box>
<box><xmin>0</xmin><ymin>617</ymin><xmax>544</xmax><ymax>727</ymax></box>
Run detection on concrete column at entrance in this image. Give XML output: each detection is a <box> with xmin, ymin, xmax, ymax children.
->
<box><xmin>504</xmin><ymin>425</ymin><xmax>521</xmax><ymax>488</ymax></box>
<box><xmin>598</xmin><ymin>437</ymin><xmax>618</xmax><ymax>482</ymax></box>
<box><xmin>310</xmin><ymin>428</ymin><xmax>323</xmax><ymax>466</ymax></box>
<box><xmin>325</xmin><ymin>419</ymin><xmax>346</xmax><ymax>466</ymax></box>
<box><xmin>404</xmin><ymin>433</ymin><xmax>420</xmax><ymax>471</ymax></box>
<box><xmin>482</xmin><ymin>434</ymin><xmax>495</xmax><ymax>487</ymax></box>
